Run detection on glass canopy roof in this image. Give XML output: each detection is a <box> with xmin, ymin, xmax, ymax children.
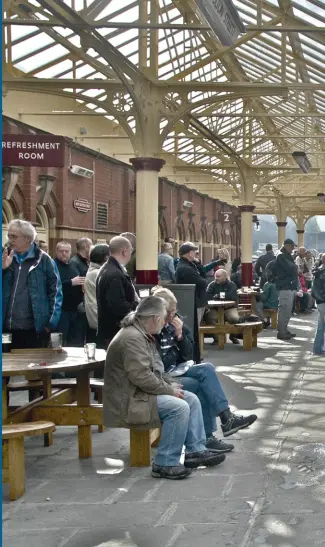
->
<box><xmin>3</xmin><ymin>0</ymin><xmax>325</xmax><ymax>215</ymax></box>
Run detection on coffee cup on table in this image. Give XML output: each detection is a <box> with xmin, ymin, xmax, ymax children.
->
<box><xmin>220</xmin><ymin>292</ymin><xmax>226</xmax><ymax>299</ymax></box>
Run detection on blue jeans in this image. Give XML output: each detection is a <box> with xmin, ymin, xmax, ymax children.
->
<box><xmin>155</xmin><ymin>391</ymin><xmax>207</xmax><ymax>467</ymax></box>
<box><xmin>179</xmin><ymin>363</ymin><xmax>229</xmax><ymax>436</ymax></box>
<box><xmin>313</xmin><ymin>303</ymin><xmax>325</xmax><ymax>354</ymax></box>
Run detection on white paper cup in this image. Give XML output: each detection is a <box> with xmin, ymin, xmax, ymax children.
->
<box><xmin>51</xmin><ymin>333</ymin><xmax>63</xmax><ymax>350</ymax></box>
<box><xmin>85</xmin><ymin>343</ymin><xmax>96</xmax><ymax>360</ymax></box>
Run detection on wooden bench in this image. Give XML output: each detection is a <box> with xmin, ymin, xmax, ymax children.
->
<box><xmin>8</xmin><ymin>378</ymin><xmax>105</xmax><ymax>433</ymax></box>
<box><xmin>2</xmin><ymin>421</ymin><xmax>56</xmax><ymax>500</ymax></box>
<box><xmin>130</xmin><ymin>428</ymin><xmax>161</xmax><ymax>467</ymax></box>
<box><xmin>199</xmin><ymin>321</ymin><xmax>263</xmax><ymax>352</ymax></box>
<box><xmin>264</xmin><ymin>308</ymin><xmax>277</xmax><ymax>329</ymax></box>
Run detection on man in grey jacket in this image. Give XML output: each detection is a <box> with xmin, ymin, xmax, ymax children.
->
<box><xmin>104</xmin><ymin>296</ymin><xmax>226</xmax><ymax>479</ymax></box>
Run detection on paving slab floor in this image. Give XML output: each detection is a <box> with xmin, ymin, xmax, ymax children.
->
<box><xmin>3</xmin><ymin>312</ymin><xmax>325</xmax><ymax>547</ymax></box>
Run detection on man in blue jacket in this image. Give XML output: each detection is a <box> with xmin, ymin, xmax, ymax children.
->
<box><xmin>2</xmin><ymin>219</ymin><xmax>62</xmax><ymax>349</ymax></box>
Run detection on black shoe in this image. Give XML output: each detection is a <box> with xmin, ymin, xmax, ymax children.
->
<box><xmin>221</xmin><ymin>413</ymin><xmax>257</xmax><ymax>437</ymax></box>
<box><xmin>206</xmin><ymin>437</ymin><xmax>234</xmax><ymax>453</ymax></box>
<box><xmin>229</xmin><ymin>334</ymin><xmax>240</xmax><ymax>345</ymax></box>
<box><xmin>151</xmin><ymin>463</ymin><xmax>192</xmax><ymax>480</ymax></box>
<box><xmin>184</xmin><ymin>450</ymin><xmax>226</xmax><ymax>469</ymax></box>
<box><xmin>277</xmin><ymin>334</ymin><xmax>292</xmax><ymax>340</ymax></box>
<box><xmin>263</xmin><ymin>319</ymin><xmax>271</xmax><ymax>329</ymax></box>
<box><xmin>286</xmin><ymin>332</ymin><xmax>296</xmax><ymax>338</ymax></box>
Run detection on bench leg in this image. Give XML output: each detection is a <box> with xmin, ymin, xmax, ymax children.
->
<box><xmin>271</xmin><ymin>314</ymin><xmax>277</xmax><ymax>329</ymax></box>
<box><xmin>218</xmin><ymin>334</ymin><xmax>225</xmax><ymax>350</ymax></box>
<box><xmin>97</xmin><ymin>390</ymin><xmax>104</xmax><ymax>433</ymax></box>
<box><xmin>243</xmin><ymin>329</ymin><xmax>253</xmax><ymax>351</ymax></box>
<box><xmin>130</xmin><ymin>430</ymin><xmax>152</xmax><ymax>467</ymax></box>
<box><xmin>8</xmin><ymin>437</ymin><xmax>25</xmax><ymax>501</ymax></box>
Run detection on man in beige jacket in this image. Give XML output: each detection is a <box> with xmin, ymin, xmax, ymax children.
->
<box><xmin>104</xmin><ymin>296</ymin><xmax>226</xmax><ymax>479</ymax></box>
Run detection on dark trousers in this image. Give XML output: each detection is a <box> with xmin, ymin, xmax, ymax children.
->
<box><xmin>3</xmin><ymin>329</ymin><xmax>50</xmax><ymax>350</ymax></box>
<box><xmin>56</xmin><ymin>310</ymin><xmax>84</xmax><ymax>346</ymax></box>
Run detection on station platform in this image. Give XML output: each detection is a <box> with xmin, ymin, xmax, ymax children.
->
<box><xmin>3</xmin><ymin>312</ymin><xmax>325</xmax><ymax>547</ymax></box>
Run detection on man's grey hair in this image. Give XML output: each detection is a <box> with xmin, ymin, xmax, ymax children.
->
<box><xmin>120</xmin><ymin>232</ymin><xmax>136</xmax><ymax>249</ymax></box>
<box><xmin>76</xmin><ymin>237</ymin><xmax>92</xmax><ymax>251</ymax></box>
<box><xmin>109</xmin><ymin>236</ymin><xmax>131</xmax><ymax>255</ymax></box>
<box><xmin>121</xmin><ymin>296</ymin><xmax>166</xmax><ymax>327</ymax></box>
<box><xmin>8</xmin><ymin>219</ymin><xmax>37</xmax><ymax>242</ymax></box>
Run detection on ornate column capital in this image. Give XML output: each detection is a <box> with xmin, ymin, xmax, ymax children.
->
<box><xmin>130</xmin><ymin>157</ymin><xmax>165</xmax><ymax>172</ymax></box>
<box><xmin>2</xmin><ymin>166</ymin><xmax>23</xmax><ymax>200</ymax></box>
<box><xmin>238</xmin><ymin>205</ymin><xmax>255</xmax><ymax>213</ymax></box>
<box><xmin>276</xmin><ymin>221</ymin><xmax>287</xmax><ymax>227</ymax></box>
<box><xmin>38</xmin><ymin>174</ymin><xmax>57</xmax><ymax>206</ymax></box>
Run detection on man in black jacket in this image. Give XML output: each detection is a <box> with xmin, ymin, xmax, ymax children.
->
<box><xmin>176</xmin><ymin>242</ymin><xmax>208</xmax><ymax>325</ymax></box>
<box><xmin>206</xmin><ymin>269</ymin><xmax>240</xmax><ymax>344</ymax></box>
<box><xmin>153</xmin><ymin>286</ymin><xmax>257</xmax><ymax>450</ymax></box>
<box><xmin>274</xmin><ymin>239</ymin><xmax>298</xmax><ymax>340</ymax></box>
<box><xmin>96</xmin><ymin>236</ymin><xmax>138</xmax><ymax>346</ymax></box>
<box><xmin>312</xmin><ymin>263</ymin><xmax>325</xmax><ymax>354</ymax></box>
<box><xmin>255</xmin><ymin>244</ymin><xmax>275</xmax><ymax>288</ymax></box>
<box><xmin>55</xmin><ymin>241</ymin><xmax>85</xmax><ymax>345</ymax></box>
<box><xmin>71</xmin><ymin>237</ymin><xmax>93</xmax><ymax>277</ymax></box>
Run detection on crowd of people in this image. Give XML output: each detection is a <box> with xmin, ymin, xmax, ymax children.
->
<box><xmin>3</xmin><ymin>219</ymin><xmax>325</xmax><ymax>479</ymax></box>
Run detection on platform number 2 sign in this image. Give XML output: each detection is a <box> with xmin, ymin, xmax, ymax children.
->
<box><xmin>223</xmin><ymin>212</ymin><xmax>231</xmax><ymax>222</ymax></box>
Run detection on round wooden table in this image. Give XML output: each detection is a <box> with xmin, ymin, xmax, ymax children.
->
<box><xmin>207</xmin><ymin>300</ymin><xmax>236</xmax><ymax>325</ymax></box>
<box><xmin>2</xmin><ymin>347</ymin><xmax>106</xmax><ymax>458</ymax></box>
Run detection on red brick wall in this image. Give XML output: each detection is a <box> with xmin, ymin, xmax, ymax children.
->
<box><xmin>2</xmin><ymin>116</ymin><xmax>240</xmax><ymax>259</ymax></box>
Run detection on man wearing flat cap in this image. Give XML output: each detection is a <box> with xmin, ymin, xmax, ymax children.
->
<box><xmin>274</xmin><ymin>238</ymin><xmax>298</xmax><ymax>340</ymax></box>
<box><xmin>175</xmin><ymin>242</ymin><xmax>209</xmax><ymax>325</ymax></box>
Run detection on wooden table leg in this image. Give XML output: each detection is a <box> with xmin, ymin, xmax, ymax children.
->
<box><xmin>218</xmin><ymin>308</ymin><xmax>226</xmax><ymax>347</ymax></box>
<box><xmin>2</xmin><ymin>379</ymin><xmax>8</xmax><ymax>422</ymax></box>
<box><xmin>76</xmin><ymin>370</ymin><xmax>92</xmax><ymax>459</ymax></box>
<box><xmin>43</xmin><ymin>376</ymin><xmax>53</xmax><ymax>447</ymax></box>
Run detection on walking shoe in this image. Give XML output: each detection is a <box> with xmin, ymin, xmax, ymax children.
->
<box><xmin>286</xmin><ymin>332</ymin><xmax>296</xmax><ymax>338</ymax></box>
<box><xmin>184</xmin><ymin>450</ymin><xmax>226</xmax><ymax>469</ymax></box>
<box><xmin>277</xmin><ymin>334</ymin><xmax>292</xmax><ymax>340</ymax></box>
<box><xmin>151</xmin><ymin>463</ymin><xmax>192</xmax><ymax>480</ymax></box>
<box><xmin>221</xmin><ymin>413</ymin><xmax>257</xmax><ymax>437</ymax></box>
<box><xmin>229</xmin><ymin>334</ymin><xmax>240</xmax><ymax>344</ymax></box>
<box><xmin>206</xmin><ymin>436</ymin><xmax>234</xmax><ymax>453</ymax></box>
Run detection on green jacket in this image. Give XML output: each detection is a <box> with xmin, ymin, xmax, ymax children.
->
<box><xmin>262</xmin><ymin>282</ymin><xmax>279</xmax><ymax>309</ymax></box>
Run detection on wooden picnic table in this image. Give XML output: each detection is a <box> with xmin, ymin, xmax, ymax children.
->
<box><xmin>207</xmin><ymin>300</ymin><xmax>236</xmax><ymax>325</ymax></box>
<box><xmin>237</xmin><ymin>289</ymin><xmax>262</xmax><ymax>313</ymax></box>
<box><xmin>2</xmin><ymin>347</ymin><xmax>106</xmax><ymax>459</ymax></box>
